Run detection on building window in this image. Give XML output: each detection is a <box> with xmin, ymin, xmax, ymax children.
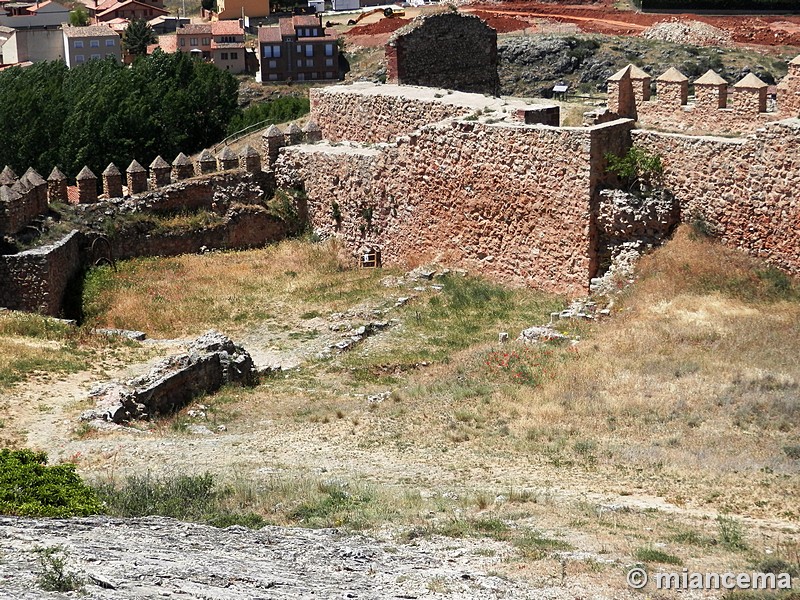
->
<box><xmin>296</xmin><ymin>44</ymin><xmax>301</xmax><ymax>53</ymax></box>
<box><xmin>311</xmin><ymin>71</ymin><xmax>317</xmax><ymax>79</ymax></box>
<box><xmin>296</xmin><ymin>59</ymin><xmax>302</xmax><ymax>67</ymax></box>
<box><xmin>305</xmin><ymin>58</ymin><xmax>313</xmax><ymax>67</ymax></box>
<box><xmin>312</xmin><ymin>28</ymin><xmax>318</xmax><ymax>36</ymax></box>
<box><xmin>106</xmin><ymin>53</ymin><xmax>115</xmax><ymax>58</ymax></box>
<box><xmin>230</xmin><ymin>52</ymin><xmax>237</xmax><ymax>59</ymax></box>
<box><xmin>190</xmin><ymin>37</ymin><xmax>197</xmax><ymax>45</ymax></box>
<box><xmin>269</xmin><ymin>60</ymin><xmax>276</xmax><ymax>68</ymax></box>
<box><xmin>90</xmin><ymin>39</ymin><xmax>100</xmax><ymax>48</ymax></box>
<box><xmin>75</xmin><ymin>54</ymin><xmax>85</xmax><ymax>62</ymax></box>
<box><xmin>91</xmin><ymin>53</ymin><xmax>101</xmax><ymax>60</ymax></box>
<box><xmin>268</xmin><ymin>73</ymin><xmax>278</xmax><ymax>80</ymax></box>
<box><xmin>325</xmin><ymin>71</ymin><xmax>333</xmax><ymax>79</ymax></box>
<box><xmin>202</xmin><ymin>37</ymin><xmax>210</xmax><ymax>45</ymax></box>
<box><xmin>305</xmin><ymin>44</ymin><xmax>313</xmax><ymax>57</ymax></box>
<box><xmin>105</xmin><ymin>39</ymin><xmax>115</xmax><ymax>46</ymax></box>
<box><xmin>180</xmin><ymin>38</ymin><xmax>185</xmax><ymax>47</ymax></box>
<box><xmin>221</xmin><ymin>52</ymin><xmax>228</xmax><ymax>59</ymax></box>
<box><xmin>325</xmin><ymin>58</ymin><xmax>333</xmax><ymax>67</ymax></box>
<box><xmin>297</xmin><ymin>73</ymin><xmax>305</xmax><ymax>81</ymax></box>
<box><xmin>264</xmin><ymin>45</ymin><xmax>281</xmax><ymax>58</ymax></box>
<box><xmin>74</xmin><ymin>40</ymin><xmax>84</xmax><ymax>48</ymax></box>
<box><xmin>325</xmin><ymin>43</ymin><xmax>333</xmax><ymax>56</ymax></box>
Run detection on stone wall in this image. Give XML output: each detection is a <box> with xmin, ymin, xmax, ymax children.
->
<box><xmin>309</xmin><ymin>83</ymin><xmax>559</xmax><ymax>144</ymax></box>
<box><xmin>110</xmin><ymin>206</ymin><xmax>288</xmax><ymax>260</ymax></box>
<box><xmin>385</xmin><ymin>12</ymin><xmax>500</xmax><ymax>96</ymax></box>
<box><xmin>632</xmin><ymin>121</ymin><xmax>800</xmax><ymax>275</ymax></box>
<box><xmin>0</xmin><ymin>173</ymin><xmax>48</xmax><ymax>236</ymax></box>
<box><xmin>0</xmin><ymin>230</ymin><xmax>82</xmax><ymax>316</ymax></box>
<box><xmin>277</xmin><ymin>116</ymin><xmax>635</xmax><ymax>296</ymax></box>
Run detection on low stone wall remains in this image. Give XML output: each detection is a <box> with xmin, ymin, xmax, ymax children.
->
<box><xmin>0</xmin><ymin>230</ymin><xmax>82</xmax><ymax>315</ymax></box>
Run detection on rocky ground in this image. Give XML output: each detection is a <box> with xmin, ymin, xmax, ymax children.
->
<box><xmin>0</xmin><ymin>516</ymin><xmax>563</xmax><ymax>599</ymax></box>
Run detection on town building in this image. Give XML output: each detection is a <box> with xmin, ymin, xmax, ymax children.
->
<box><xmin>162</xmin><ymin>20</ymin><xmax>245</xmax><ymax>73</ymax></box>
<box><xmin>213</xmin><ymin>0</ymin><xmax>269</xmax><ymax>21</ymax></box>
<box><xmin>257</xmin><ymin>15</ymin><xmax>338</xmax><ymax>83</ymax></box>
<box><xmin>62</xmin><ymin>24</ymin><xmax>121</xmax><ymax>67</ymax></box>
<box><xmin>0</xmin><ymin>0</ymin><xmax>69</xmax><ymax>28</ymax></box>
<box><xmin>0</xmin><ymin>25</ymin><xmax>63</xmax><ymax>63</ymax></box>
<box><xmin>74</xmin><ymin>0</ymin><xmax>167</xmax><ymax>22</ymax></box>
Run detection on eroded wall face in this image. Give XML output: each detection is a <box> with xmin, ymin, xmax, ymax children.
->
<box><xmin>277</xmin><ymin>119</ymin><xmax>612</xmax><ymax>296</ymax></box>
<box><xmin>633</xmin><ymin>123</ymin><xmax>800</xmax><ymax>276</ymax></box>
<box><xmin>386</xmin><ymin>13</ymin><xmax>500</xmax><ymax>96</ymax></box>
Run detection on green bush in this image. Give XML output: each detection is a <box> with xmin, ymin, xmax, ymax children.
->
<box><xmin>605</xmin><ymin>147</ymin><xmax>664</xmax><ymax>192</ymax></box>
<box><xmin>0</xmin><ymin>449</ymin><xmax>102</xmax><ymax>517</ymax></box>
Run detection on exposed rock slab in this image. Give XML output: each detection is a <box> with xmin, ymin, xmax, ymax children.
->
<box><xmin>0</xmin><ymin>516</ymin><xmax>550</xmax><ymax>599</ymax></box>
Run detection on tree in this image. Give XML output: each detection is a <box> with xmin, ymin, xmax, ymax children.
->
<box><xmin>123</xmin><ymin>19</ymin><xmax>157</xmax><ymax>57</ymax></box>
<box><xmin>68</xmin><ymin>5</ymin><xmax>89</xmax><ymax>26</ymax></box>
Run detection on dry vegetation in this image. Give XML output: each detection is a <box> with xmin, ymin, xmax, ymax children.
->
<box><xmin>2</xmin><ymin>226</ymin><xmax>799</xmax><ymax>596</ymax></box>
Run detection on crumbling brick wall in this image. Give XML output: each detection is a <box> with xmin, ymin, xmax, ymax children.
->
<box><xmin>0</xmin><ymin>230</ymin><xmax>82</xmax><ymax>315</ymax></box>
<box><xmin>385</xmin><ymin>12</ymin><xmax>500</xmax><ymax>96</ymax></box>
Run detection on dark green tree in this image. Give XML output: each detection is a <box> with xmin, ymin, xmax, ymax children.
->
<box><xmin>123</xmin><ymin>19</ymin><xmax>157</xmax><ymax>57</ymax></box>
<box><xmin>68</xmin><ymin>5</ymin><xmax>89</xmax><ymax>26</ymax></box>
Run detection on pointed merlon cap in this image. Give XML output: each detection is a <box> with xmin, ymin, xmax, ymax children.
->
<box><xmin>790</xmin><ymin>55</ymin><xmax>800</xmax><ymax>65</ymax></box>
<box><xmin>286</xmin><ymin>123</ymin><xmax>302</xmax><ymax>135</ymax></box>
<box><xmin>264</xmin><ymin>124</ymin><xmax>283</xmax><ymax>137</ymax></box>
<box><xmin>48</xmin><ymin>166</ymin><xmax>67</xmax><ymax>182</ymax></box>
<box><xmin>0</xmin><ymin>165</ymin><xmax>17</xmax><ymax>185</ymax></box>
<box><xmin>0</xmin><ymin>184</ymin><xmax>22</xmax><ymax>203</ymax></box>
<box><xmin>607</xmin><ymin>65</ymin><xmax>632</xmax><ymax>81</ymax></box>
<box><xmin>657</xmin><ymin>67</ymin><xmax>688</xmax><ymax>83</ymax></box>
<box><xmin>150</xmin><ymin>155</ymin><xmax>170</xmax><ymax>169</ymax></box>
<box><xmin>238</xmin><ymin>145</ymin><xmax>259</xmax><ymax>158</ymax></box>
<box><xmin>24</xmin><ymin>167</ymin><xmax>46</xmax><ymax>186</ymax></box>
<box><xmin>694</xmin><ymin>69</ymin><xmax>727</xmax><ymax>86</ymax></box>
<box><xmin>12</xmin><ymin>177</ymin><xmax>31</xmax><ymax>193</ymax></box>
<box><xmin>127</xmin><ymin>159</ymin><xmax>146</xmax><ymax>173</ymax></box>
<box><xmin>734</xmin><ymin>72</ymin><xmax>768</xmax><ymax>89</ymax></box>
<box><xmin>76</xmin><ymin>166</ymin><xmax>97</xmax><ymax>181</ymax></box>
<box><xmin>199</xmin><ymin>149</ymin><xmax>215</xmax><ymax>162</ymax></box>
<box><xmin>172</xmin><ymin>152</ymin><xmax>191</xmax><ymax>166</ymax></box>
<box><xmin>217</xmin><ymin>146</ymin><xmax>236</xmax><ymax>160</ymax></box>
<box><xmin>303</xmin><ymin>120</ymin><xmax>321</xmax><ymax>133</ymax></box>
<box><xmin>628</xmin><ymin>65</ymin><xmax>650</xmax><ymax>79</ymax></box>
<box><xmin>102</xmin><ymin>163</ymin><xmax>121</xmax><ymax>176</ymax></box>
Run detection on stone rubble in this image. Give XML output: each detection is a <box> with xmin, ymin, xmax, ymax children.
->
<box><xmin>80</xmin><ymin>331</ymin><xmax>257</xmax><ymax>424</ymax></box>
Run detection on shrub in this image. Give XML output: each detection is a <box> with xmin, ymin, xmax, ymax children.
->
<box><xmin>634</xmin><ymin>546</ymin><xmax>682</xmax><ymax>565</ymax></box>
<box><xmin>0</xmin><ymin>449</ymin><xmax>102</xmax><ymax>517</ymax></box>
<box><xmin>35</xmin><ymin>546</ymin><xmax>84</xmax><ymax>593</ymax></box>
<box><xmin>605</xmin><ymin>147</ymin><xmax>664</xmax><ymax>193</ymax></box>
<box><xmin>717</xmin><ymin>515</ymin><xmax>748</xmax><ymax>551</ymax></box>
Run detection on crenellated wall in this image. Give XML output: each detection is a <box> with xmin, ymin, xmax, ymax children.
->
<box><xmin>607</xmin><ymin>59</ymin><xmax>800</xmax><ymax>135</ymax></box>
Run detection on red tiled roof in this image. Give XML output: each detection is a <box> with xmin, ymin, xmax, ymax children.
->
<box><xmin>278</xmin><ymin>17</ymin><xmax>294</xmax><ymax>37</ymax></box>
<box><xmin>62</xmin><ymin>24</ymin><xmax>118</xmax><ymax>37</ymax></box>
<box><xmin>291</xmin><ymin>15</ymin><xmax>318</xmax><ymax>28</ymax></box>
<box><xmin>210</xmin><ymin>19</ymin><xmax>242</xmax><ymax>35</ymax></box>
<box><xmin>154</xmin><ymin>33</ymin><xmax>176</xmax><ymax>52</ymax></box>
<box><xmin>258</xmin><ymin>25</ymin><xmax>281</xmax><ymax>43</ymax></box>
<box><xmin>97</xmin><ymin>0</ymin><xmax>168</xmax><ymax>18</ymax></box>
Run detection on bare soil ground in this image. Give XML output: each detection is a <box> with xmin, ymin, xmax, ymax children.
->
<box><xmin>1</xmin><ymin>228</ymin><xmax>798</xmax><ymax>598</ymax></box>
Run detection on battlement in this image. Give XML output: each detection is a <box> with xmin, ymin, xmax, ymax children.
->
<box><xmin>607</xmin><ymin>55</ymin><xmax>800</xmax><ymax>134</ymax></box>
<box><xmin>0</xmin><ymin>122</ymin><xmax>325</xmax><ymax>239</ymax></box>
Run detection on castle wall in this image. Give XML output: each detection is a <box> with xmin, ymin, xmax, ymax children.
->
<box><xmin>0</xmin><ymin>230</ymin><xmax>82</xmax><ymax>316</ymax></box>
<box><xmin>0</xmin><ymin>184</ymin><xmax>48</xmax><ymax>236</ymax></box>
<box><xmin>309</xmin><ymin>83</ymin><xmax>543</xmax><ymax>144</ymax></box>
<box><xmin>632</xmin><ymin>121</ymin><xmax>800</xmax><ymax>275</ymax></box>
<box><xmin>277</xmin><ymin>117</ymin><xmax>634</xmax><ymax>296</ymax></box>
